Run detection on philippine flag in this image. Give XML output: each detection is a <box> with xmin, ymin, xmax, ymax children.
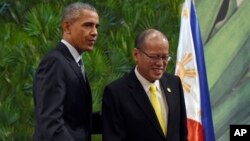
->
<box><xmin>175</xmin><ymin>0</ymin><xmax>215</xmax><ymax>141</ymax></box>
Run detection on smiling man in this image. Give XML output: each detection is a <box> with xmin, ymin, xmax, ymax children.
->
<box><xmin>102</xmin><ymin>29</ymin><xmax>188</xmax><ymax>141</ymax></box>
<box><xmin>32</xmin><ymin>2</ymin><xmax>100</xmax><ymax>141</ymax></box>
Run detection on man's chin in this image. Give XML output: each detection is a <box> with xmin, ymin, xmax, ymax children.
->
<box><xmin>83</xmin><ymin>46</ymin><xmax>94</xmax><ymax>52</ymax></box>
<box><xmin>148</xmin><ymin>76</ymin><xmax>161</xmax><ymax>82</ymax></box>
<box><xmin>153</xmin><ymin>74</ymin><xmax>163</xmax><ymax>80</ymax></box>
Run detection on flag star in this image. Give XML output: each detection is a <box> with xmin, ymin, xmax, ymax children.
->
<box><xmin>183</xmin><ymin>8</ymin><xmax>189</xmax><ymax>18</ymax></box>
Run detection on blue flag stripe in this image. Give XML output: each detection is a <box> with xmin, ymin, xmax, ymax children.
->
<box><xmin>190</xmin><ymin>1</ymin><xmax>215</xmax><ymax>141</ymax></box>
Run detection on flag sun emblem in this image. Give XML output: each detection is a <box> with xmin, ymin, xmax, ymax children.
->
<box><xmin>176</xmin><ymin>52</ymin><xmax>197</xmax><ymax>93</ymax></box>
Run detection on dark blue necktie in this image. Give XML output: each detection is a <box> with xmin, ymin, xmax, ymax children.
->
<box><xmin>78</xmin><ymin>59</ymin><xmax>86</xmax><ymax>81</ymax></box>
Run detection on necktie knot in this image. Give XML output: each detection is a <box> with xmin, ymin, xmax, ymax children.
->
<box><xmin>150</xmin><ymin>84</ymin><xmax>157</xmax><ymax>95</ymax></box>
<box><xmin>78</xmin><ymin>59</ymin><xmax>83</xmax><ymax>67</ymax></box>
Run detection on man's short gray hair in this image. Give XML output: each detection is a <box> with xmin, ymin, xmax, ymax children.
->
<box><xmin>62</xmin><ymin>2</ymin><xmax>97</xmax><ymax>23</ymax></box>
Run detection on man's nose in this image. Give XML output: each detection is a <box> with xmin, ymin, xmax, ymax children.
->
<box><xmin>91</xmin><ymin>27</ymin><xmax>98</xmax><ymax>36</ymax></box>
<box><xmin>155</xmin><ymin>58</ymin><xmax>165</xmax><ymax>66</ymax></box>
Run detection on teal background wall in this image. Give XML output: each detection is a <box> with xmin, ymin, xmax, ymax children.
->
<box><xmin>197</xmin><ymin>0</ymin><xmax>250</xmax><ymax>140</ymax></box>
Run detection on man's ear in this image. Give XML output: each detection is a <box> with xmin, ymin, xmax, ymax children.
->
<box><xmin>62</xmin><ymin>21</ymin><xmax>71</xmax><ymax>34</ymax></box>
<box><xmin>132</xmin><ymin>48</ymin><xmax>139</xmax><ymax>63</ymax></box>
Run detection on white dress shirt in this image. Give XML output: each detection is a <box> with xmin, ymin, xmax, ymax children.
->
<box><xmin>61</xmin><ymin>39</ymin><xmax>82</xmax><ymax>64</ymax></box>
<box><xmin>134</xmin><ymin>66</ymin><xmax>169</xmax><ymax>130</ymax></box>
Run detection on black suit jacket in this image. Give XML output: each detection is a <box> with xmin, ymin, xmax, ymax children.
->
<box><xmin>33</xmin><ymin>42</ymin><xmax>100</xmax><ymax>141</ymax></box>
<box><xmin>102</xmin><ymin>70</ymin><xmax>188</xmax><ymax>141</ymax></box>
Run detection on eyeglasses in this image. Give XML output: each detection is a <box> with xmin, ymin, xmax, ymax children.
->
<box><xmin>139</xmin><ymin>49</ymin><xmax>171</xmax><ymax>62</ymax></box>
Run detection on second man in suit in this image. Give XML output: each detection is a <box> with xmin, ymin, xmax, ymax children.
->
<box><xmin>102</xmin><ymin>29</ymin><xmax>188</xmax><ymax>141</ymax></box>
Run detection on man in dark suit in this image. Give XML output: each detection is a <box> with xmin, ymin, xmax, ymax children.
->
<box><xmin>32</xmin><ymin>2</ymin><xmax>101</xmax><ymax>141</ymax></box>
<box><xmin>102</xmin><ymin>29</ymin><xmax>188</xmax><ymax>141</ymax></box>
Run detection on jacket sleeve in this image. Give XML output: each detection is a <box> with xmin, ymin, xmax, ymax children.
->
<box><xmin>102</xmin><ymin>86</ymin><xmax>126</xmax><ymax>141</ymax></box>
<box><xmin>33</xmin><ymin>57</ymin><xmax>74</xmax><ymax>141</ymax></box>
<box><xmin>177</xmin><ymin>76</ymin><xmax>188</xmax><ymax>141</ymax></box>
<box><xmin>91</xmin><ymin>111</ymin><xmax>102</xmax><ymax>134</ymax></box>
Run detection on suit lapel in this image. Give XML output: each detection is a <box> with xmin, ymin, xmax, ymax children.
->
<box><xmin>57</xmin><ymin>42</ymin><xmax>93</xmax><ymax>123</ymax></box>
<box><xmin>159</xmin><ymin>75</ymin><xmax>175</xmax><ymax>137</ymax></box>
<box><xmin>56</xmin><ymin>42</ymin><xmax>89</xmax><ymax>93</ymax></box>
<box><xmin>128</xmin><ymin>71</ymin><xmax>165</xmax><ymax>137</ymax></box>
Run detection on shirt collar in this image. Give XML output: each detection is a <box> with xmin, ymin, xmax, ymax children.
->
<box><xmin>134</xmin><ymin>66</ymin><xmax>161</xmax><ymax>93</ymax></box>
<box><xmin>61</xmin><ymin>39</ymin><xmax>82</xmax><ymax>63</ymax></box>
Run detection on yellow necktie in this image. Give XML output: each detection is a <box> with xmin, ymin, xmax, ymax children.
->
<box><xmin>150</xmin><ymin>84</ymin><xmax>166</xmax><ymax>135</ymax></box>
